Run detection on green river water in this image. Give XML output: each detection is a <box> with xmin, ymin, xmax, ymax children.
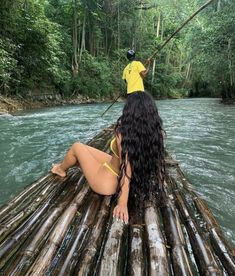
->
<box><xmin>0</xmin><ymin>98</ymin><xmax>234</xmax><ymax>243</ymax></box>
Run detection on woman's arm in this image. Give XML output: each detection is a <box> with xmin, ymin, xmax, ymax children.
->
<box><xmin>113</xmin><ymin>160</ymin><xmax>131</xmax><ymax>224</ymax></box>
<box><xmin>112</xmin><ymin>134</ymin><xmax>131</xmax><ymax>224</ymax></box>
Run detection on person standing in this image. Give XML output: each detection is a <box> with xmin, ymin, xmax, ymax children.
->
<box><xmin>122</xmin><ymin>50</ymin><xmax>151</xmax><ymax>94</ymax></box>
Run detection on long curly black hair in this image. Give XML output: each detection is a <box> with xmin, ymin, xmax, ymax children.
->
<box><xmin>115</xmin><ymin>91</ymin><xmax>165</xmax><ymax>213</ymax></box>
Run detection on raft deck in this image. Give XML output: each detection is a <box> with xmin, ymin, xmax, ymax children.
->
<box><xmin>0</xmin><ymin>127</ymin><xmax>234</xmax><ymax>275</ymax></box>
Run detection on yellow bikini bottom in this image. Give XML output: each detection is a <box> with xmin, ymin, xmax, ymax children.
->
<box><xmin>103</xmin><ymin>162</ymin><xmax>119</xmax><ymax>177</ymax></box>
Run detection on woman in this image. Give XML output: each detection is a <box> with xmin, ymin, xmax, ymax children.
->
<box><xmin>51</xmin><ymin>91</ymin><xmax>165</xmax><ymax>224</ymax></box>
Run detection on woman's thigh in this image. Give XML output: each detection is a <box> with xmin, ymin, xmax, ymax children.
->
<box><xmin>72</xmin><ymin>142</ymin><xmax>117</xmax><ymax>195</ymax></box>
<box><xmin>85</xmin><ymin>144</ymin><xmax>112</xmax><ymax>164</ymax></box>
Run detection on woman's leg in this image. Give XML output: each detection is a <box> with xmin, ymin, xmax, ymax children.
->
<box><xmin>84</xmin><ymin>144</ymin><xmax>112</xmax><ymax>164</ymax></box>
<box><xmin>51</xmin><ymin>142</ymin><xmax>117</xmax><ymax>195</ymax></box>
<box><xmin>52</xmin><ymin>143</ymin><xmax>111</xmax><ymax>176</ymax></box>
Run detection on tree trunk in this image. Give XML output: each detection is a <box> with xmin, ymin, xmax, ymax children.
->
<box><xmin>156</xmin><ymin>11</ymin><xmax>161</xmax><ymax>37</ymax></box>
<box><xmin>79</xmin><ymin>12</ymin><xmax>86</xmax><ymax>62</ymax></box>
<box><xmin>161</xmin><ymin>17</ymin><xmax>164</xmax><ymax>41</ymax></box>
<box><xmin>217</xmin><ymin>0</ymin><xmax>221</xmax><ymax>11</ymax></box>
<box><xmin>151</xmin><ymin>12</ymin><xmax>161</xmax><ymax>85</ymax></box>
<box><xmin>228</xmin><ymin>38</ymin><xmax>233</xmax><ymax>89</ymax></box>
<box><xmin>72</xmin><ymin>0</ymin><xmax>78</xmax><ymax>77</ymax></box>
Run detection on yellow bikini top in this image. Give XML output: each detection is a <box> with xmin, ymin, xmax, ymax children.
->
<box><xmin>110</xmin><ymin>137</ymin><xmax>119</xmax><ymax>158</ymax></box>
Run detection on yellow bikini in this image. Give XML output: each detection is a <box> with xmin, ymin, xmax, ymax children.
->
<box><xmin>110</xmin><ymin>137</ymin><xmax>119</xmax><ymax>158</ymax></box>
<box><xmin>103</xmin><ymin>137</ymin><xmax>119</xmax><ymax>177</ymax></box>
<box><xmin>103</xmin><ymin>162</ymin><xmax>119</xmax><ymax>177</ymax></box>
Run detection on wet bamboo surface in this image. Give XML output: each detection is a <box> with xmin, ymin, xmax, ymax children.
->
<box><xmin>0</xmin><ymin>127</ymin><xmax>234</xmax><ymax>275</ymax></box>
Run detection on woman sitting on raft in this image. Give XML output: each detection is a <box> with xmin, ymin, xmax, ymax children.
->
<box><xmin>51</xmin><ymin>91</ymin><xmax>165</xmax><ymax>224</ymax></box>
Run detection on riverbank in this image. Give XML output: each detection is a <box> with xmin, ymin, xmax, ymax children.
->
<box><xmin>0</xmin><ymin>94</ymin><xmax>117</xmax><ymax>115</ymax></box>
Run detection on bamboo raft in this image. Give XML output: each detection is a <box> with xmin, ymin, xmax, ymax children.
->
<box><xmin>0</xmin><ymin>127</ymin><xmax>234</xmax><ymax>275</ymax></box>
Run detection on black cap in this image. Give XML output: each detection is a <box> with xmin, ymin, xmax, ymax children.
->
<box><xmin>127</xmin><ymin>50</ymin><xmax>135</xmax><ymax>60</ymax></box>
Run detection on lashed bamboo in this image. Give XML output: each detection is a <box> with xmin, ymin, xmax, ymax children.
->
<box><xmin>175</xmin><ymin>191</ymin><xmax>223</xmax><ymax>275</ymax></box>
<box><xmin>165</xmin><ymin>155</ymin><xmax>235</xmax><ymax>275</ymax></box>
<box><xmin>165</xmin><ymin>154</ymin><xmax>235</xmax><ymax>275</ymax></box>
<box><xmin>194</xmin><ymin>197</ymin><xmax>235</xmax><ymax>275</ymax></box>
<box><xmin>0</xmin><ymin>175</ymin><xmax>56</xmax><ymax>225</ymax></box>
<box><xmin>0</xmin><ymin>127</ymin><xmax>234</xmax><ymax>275</ymax></box>
<box><xmin>75</xmin><ymin>196</ymin><xmax>112</xmax><ymax>275</ymax></box>
<box><xmin>98</xmin><ymin>217</ymin><xmax>127</xmax><ymax>275</ymax></box>
<box><xmin>2</xmin><ymin>173</ymin><xmax>84</xmax><ymax>275</ymax></box>
<box><xmin>0</xmin><ymin>172</ymin><xmax>71</xmax><ymax>244</ymax></box>
<box><xmin>0</xmin><ymin>182</ymin><xmax>57</xmax><ymax>243</ymax></box>
<box><xmin>0</xmin><ymin>174</ymin><xmax>52</xmax><ymax>220</ymax></box>
<box><xmin>25</xmin><ymin>184</ymin><xmax>90</xmax><ymax>276</ymax></box>
<box><xmin>160</xmin><ymin>187</ymin><xmax>194</xmax><ymax>276</ymax></box>
<box><xmin>128</xmin><ymin>225</ymin><xmax>145</xmax><ymax>276</ymax></box>
<box><xmin>1</xmin><ymin>170</ymin><xmax>81</xmax><ymax>225</ymax></box>
<box><xmin>144</xmin><ymin>204</ymin><xmax>169</xmax><ymax>275</ymax></box>
<box><xmin>0</xmin><ymin>170</ymin><xmax>82</xmax><ymax>268</ymax></box>
<box><xmin>50</xmin><ymin>193</ymin><xmax>102</xmax><ymax>275</ymax></box>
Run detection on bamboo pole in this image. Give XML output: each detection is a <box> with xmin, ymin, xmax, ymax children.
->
<box><xmin>25</xmin><ymin>184</ymin><xmax>90</xmax><ymax>276</ymax></box>
<box><xmin>165</xmin><ymin>152</ymin><xmax>235</xmax><ymax>274</ymax></box>
<box><xmin>0</xmin><ymin>170</ymin><xmax>79</xmax><ymax>225</ymax></box>
<box><xmin>144</xmin><ymin>204</ymin><xmax>169</xmax><ymax>275</ymax></box>
<box><xmin>0</xmin><ymin>172</ymin><xmax>82</xmax><ymax>268</ymax></box>
<box><xmin>98</xmin><ymin>217</ymin><xmax>127</xmax><ymax>275</ymax></box>
<box><xmin>50</xmin><ymin>193</ymin><xmax>102</xmax><ymax>275</ymax></box>
<box><xmin>0</xmin><ymin>170</ymin><xmax>80</xmax><ymax>245</ymax></box>
<box><xmin>175</xmin><ymin>191</ymin><xmax>223</xmax><ymax>275</ymax></box>
<box><xmin>0</xmin><ymin>183</ymin><xmax>53</xmax><ymax>235</ymax></box>
<box><xmin>0</xmin><ymin>174</ymin><xmax>53</xmax><ymax>222</ymax></box>
<box><xmin>128</xmin><ymin>225</ymin><xmax>145</xmax><ymax>276</ymax></box>
<box><xmin>149</xmin><ymin>0</ymin><xmax>215</xmax><ymax>60</ymax></box>
<box><xmin>0</xmin><ymin>179</ymin><xmax>60</xmax><ymax>245</ymax></box>
<box><xmin>160</xmin><ymin>188</ymin><xmax>194</xmax><ymax>276</ymax></box>
<box><xmin>75</xmin><ymin>196</ymin><xmax>112</xmax><ymax>275</ymax></box>
<box><xmin>2</xmin><ymin>178</ymin><xmax>82</xmax><ymax>275</ymax></box>
<box><xmin>194</xmin><ymin>197</ymin><xmax>235</xmax><ymax>275</ymax></box>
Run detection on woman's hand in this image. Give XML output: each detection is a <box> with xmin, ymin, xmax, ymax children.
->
<box><xmin>113</xmin><ymin>203</ymin><xmax>129</xmax><ymax>224</ymax></box>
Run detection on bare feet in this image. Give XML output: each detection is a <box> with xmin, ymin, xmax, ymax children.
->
<box><xmin>51</xmin><ymin>164</ymin><xmax>67</xmax><ymax>177</ymax></box>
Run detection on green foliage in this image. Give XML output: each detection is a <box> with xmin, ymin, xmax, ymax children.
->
<box><xmin>0</xmin><ymin>0</ymin><xmax>234</xmax><ymax>100</ymax></box>
<box><xmin>0</xmin><ymin>39</ymin><xmax>18</xmax><ymax>94</ymax></box>
<box><xmin>70</xmin><ymin>53</ymin><xmax>115</xmax><ymax>98</ymax></box>
<box><xmin>184</xmin><ymin>0</ymin><xmax>235</xmax><ymax>99</ymax></box>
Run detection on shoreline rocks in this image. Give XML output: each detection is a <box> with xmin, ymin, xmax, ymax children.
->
<box><xmin>0</xmin><ymin>94</ymin><xmax>119</xmax><ymax>115</ymax></box>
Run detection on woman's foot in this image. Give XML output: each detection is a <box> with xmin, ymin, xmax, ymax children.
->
<box><xmin>51</xmin><ymin>164</ymin><xmax>67</xmax><ymax>177</ymax></box>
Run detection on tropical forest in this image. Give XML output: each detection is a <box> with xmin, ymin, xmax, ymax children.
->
<box><xmin>0</xmin><ymin>0</ymin><xmax>234</xmax><ymax>103</ymax></box>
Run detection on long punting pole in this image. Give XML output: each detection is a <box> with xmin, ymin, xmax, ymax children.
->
<box><xmin>149</xmin><ymin>0</ymin><xmax>215</xmax><ymax>60</ymax></box>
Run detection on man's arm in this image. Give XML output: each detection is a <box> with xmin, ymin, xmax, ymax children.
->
<box><xmin>140</xmin><ymin>59</ymin><xmax>152</xmax><ymax>78</ymax></box>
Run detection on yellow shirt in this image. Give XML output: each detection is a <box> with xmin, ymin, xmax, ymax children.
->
<box><xmin>122</xmin><ymin>61</ymin><xmax>146</xmax><ymax>94</ymax></box>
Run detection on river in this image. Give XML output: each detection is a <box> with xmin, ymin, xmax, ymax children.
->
<box><xmin>0</xmin><ymin>98</ymin><xmax>234</xmax><ymax>243</ymax></box>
